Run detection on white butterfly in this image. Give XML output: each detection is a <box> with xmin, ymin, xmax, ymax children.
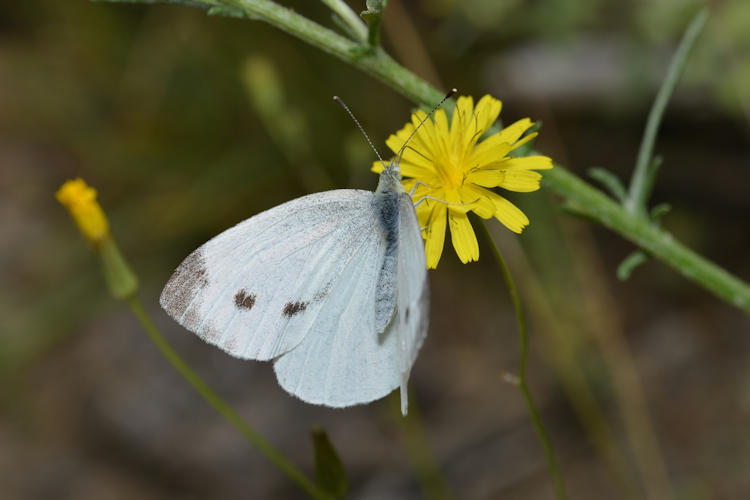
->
<box><xmin>158</xmin><ymin>94</ymin><xmax>453</xmax><ymax>415</ymax></box>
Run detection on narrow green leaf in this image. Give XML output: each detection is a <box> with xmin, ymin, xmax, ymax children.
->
<box><xmin>311</xmin><ymin>426</ymin><xmax>348</xmax><ymax>499</ymax></box>
<box><xmin>617</xmin><ymin>251</ymin><xmax>649</xmax><ymax>281</ymax></box>
<box><xmin>588</xmin><ymin>167</ymin><xmax>627</xmax><ymax>202</ymax></box>
<box><xmin>360</xmin><ymin>0</ymin><xmax>388</xmax><ymax>47</ymax></box>
<box><xmin>331</xmin><ymin>12</ymin><xmax>359</xmax><ymax>41</ymax></box>
<box><xmin>624</xmin><ymin>7</ymin><xmax>709</xmax><ymax>214</ymax></box>
<box><xmin>650</xmin><ymin>203</ymin><xmax>671</xmax><ymax>223</ymax></box>
<box><xmin>641</xmin><ymin>155</ymin><xmax>663</xmax><ymax>205</ymax></box>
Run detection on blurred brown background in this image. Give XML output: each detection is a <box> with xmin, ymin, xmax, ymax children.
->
<box><xmin>2</xmin><ymin>0</ymin><xmax>750</xmax><ymax>498</ymax></box>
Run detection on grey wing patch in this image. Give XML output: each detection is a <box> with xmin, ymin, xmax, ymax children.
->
<box><xmin>373</xmin><ymin>190</ymin><xmax>400</xmax><ymax>333</ymax></box>
<box><xmin>160</xmin><ymin>248</ymin><xmax>209</xmax><ymax>326</ymax></box>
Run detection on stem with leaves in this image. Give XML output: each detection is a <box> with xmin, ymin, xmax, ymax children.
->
<box><xmin>625</xmin><ymin>8</ymin><xmax>709</xmax><ymax>215</ymax></box>
<box><xmin>171</xmin><ymin>0</ymin><xmax>750</xmax><ymax>314</ymax></box>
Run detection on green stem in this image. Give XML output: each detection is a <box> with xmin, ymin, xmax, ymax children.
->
<box><xmin>625</xmin><ymin>7</ymin><xmax>708</xmax><ymax>215</ymax></box>
<box><xmin>126</xmin><ymin>296</ymin><xmax>330</xmax><ymax>500</ymax></box>
<box><xmin>477</xmin><ymin>220</ymin><xmax>568</xmax><ymax>500</ymax></box>
<box><xmin>207</xmin><ymin>0</ymin><xmax>750</xmax><ymax>315</ymax></box>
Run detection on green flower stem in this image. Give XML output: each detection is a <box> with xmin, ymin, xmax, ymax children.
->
<box><xmin>625</xmin><ymin>7</ymin><xmax>708</xmax><ymax>215</ymax></box>
<box><xmin>477</xmin><ymin>220</ymin><xmax>568</xmax><ymax>500</ymax></box>
<box><xmin>126</xmin><ymin>296</ymin><xmax>330</xmax><ymax>500</ymax></box>
<box><xmin>210</xmin><ymin>0</ymin><xmax>750</xmax><ymax>315</ymax></box>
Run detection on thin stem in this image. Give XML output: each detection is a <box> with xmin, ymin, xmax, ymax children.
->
<box><xmin>477</xmin><ymin>220</ymin><xmax>568</xmax><ymax>500</ymax></box>
<box><xmin>319</xmin><ymin>0</ymin><xmax>368</xmax><ymax>43</ymax></box>
<box><xmin>567</xmin><ymin>226</ymin><xmax>674</xmax><ymax>500</ymax></box>
<box><xmin>624</xmin><ymin>7</ymin><xmax>708</xmax><ymax>215</ymax></box>
<box><xmin>207</xmin><ymin>0</ymin><xmax>750</xmax><ymax>316</ymax></box>
<box><xmin>126</xmin><ymin>296</ymin><xmax>330</xmax><ymax>500</ymax></box>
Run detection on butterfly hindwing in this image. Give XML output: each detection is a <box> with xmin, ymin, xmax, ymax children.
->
<box><xmin>396</xmin><ymin>192</ymin><xmax>429</xmax><ymax>414</ymax></box>
<box><xmin>272</xmin><ymin>224</ymin><xmax>401</xmax><ymax>407</ymax></box>
<box><xmin>273</xmin><ymin>190</ymin><xmax>428</xmax><ymax>410</ymax></box>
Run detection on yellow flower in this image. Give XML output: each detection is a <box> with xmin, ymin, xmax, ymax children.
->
<box><xmin>373</xmin><ymin>95</ymin><xmax>553</xmax><ymax>268</ymax></box>
<box><xmin>56</xmin><ymin>178</ymin><xmax>110</xmax><ymax>245</ymax></box>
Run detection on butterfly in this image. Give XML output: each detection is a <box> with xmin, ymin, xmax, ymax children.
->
<box><xmin>160</xmin><ymin>92</ymin><xmax>454</xmax><ymax>415</ymax></box>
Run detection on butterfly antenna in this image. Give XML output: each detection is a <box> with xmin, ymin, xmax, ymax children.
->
<box><xmin>333</xmin><ymin>96</ymin><xmax>388</xmax><ymax>171</ymax></box>
<box><xmin>394</xmin><ymin>88</ymin><xmax>457</xmax><ymax>167</ymax></box>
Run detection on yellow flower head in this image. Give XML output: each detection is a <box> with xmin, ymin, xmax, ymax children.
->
<box><xmin>373</xmin><ymin>94</ymin><xmax>553</xmax><ymax>268</ymax></box>
<box><xmin>56</xmin><ymin>178</ymin><xmax>110</xmax><ymax>245</ymax></box>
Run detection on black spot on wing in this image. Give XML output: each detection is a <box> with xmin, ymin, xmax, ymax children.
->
<box><xmin>283</xmin><ymin>301</ymin><xmax>308</xmax><ymax>317</ymax></box>
<box><xmin>405</xmin><ymin>306</ymin><xmax>410</xmax><ymax>321</ymax></box>
<box><xmin>234</xmin><ymin>289</ymin><xmax>256</xmax><ymax>310</ymax></box>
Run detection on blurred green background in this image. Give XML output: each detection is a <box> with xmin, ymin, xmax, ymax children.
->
<box><xmin>2</xmin><ymin>0</ymin><xmax>750</xmax><ymax>498</ymax></box>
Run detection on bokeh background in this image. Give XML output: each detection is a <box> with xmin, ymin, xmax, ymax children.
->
<box><xmin>2</xmin><ymin>0</ymin><xmax>750</xmax><ymax>498</ymax></box>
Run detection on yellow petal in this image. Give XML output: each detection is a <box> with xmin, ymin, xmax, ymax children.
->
<box><xmin>472</xmin><ymin>95</ymin><xmax>502</xmax><ymax>138</ymax></box>
<box><xmin>495</xmin><ymin>118</ymin><xmax>534</xmax><ymax>145</ymax></box>
<box><xmin>56</xmin><ymin>178</ymin><xmax>110</xmax><ymax>244</ymax></box>
<box><xmin>433</xmin><ymin>108</ymin><xmax>450</xmax><ymax>139</ymax></box>
<box><xmin>411</xmin><ymin>110</ymin><xmax>441</xmax><ymax>156</ymax></box>
<box><xmin>466</xmin><ymin>168</ymin><xmax>542</xmax><ymax>193</ymax></box>
<box><xmin>498</xmin><ymin>155</ymin><xmax>553</xmax><ymax>170</ymax></box>
<box><xmin>388</xmin><ymin>120</ymin><xmax>434</xmax><ymax>166</ymax></box>
<box><xmin>510</xmin><ymin>131</ymin><xmax>538</xmax><ymax>151</ymax></box>
<box><xmin>468</xmin><ymin>139</ymin><xmax>513</xmax><ymax>168</ymax></box>
<box><xmin>470</xmin><ymin>187</ymin><xmax>529</xmax><ymax>232</ymax></box>
<box><xmin>451</xmin><ymin>95</ymin><xmax>475</xmax><ymax>144</ymax></box>
<box><xmin>386</xmin><ymin>123</ymin><xmax>414</xmax><ymax>154</ymax></box>
<box><xmin>465</xmin><ymin>168</ymin><xmax>506</xmax><ymax>187</ymax></box>
<box><xmin>384</xmin><ymin>127</ymin><xmax>440</xmax><ymax>180</ymax></box>
<box><xmin>468</xmin><ymin>118</ymin><xmax>535</xmax><ymax>168</ymax></box>
<box><xmin>492</xmin><ymin>196</ymin><xmax>529</xmax><ymax>233</ymax></box>
<box><xmin>448</xmin><ymin>211</ymin><xmax>479</xmax><ymax>263</ymax></box>
<box><xmin>424</xmin><ymin>203</ymin><xmax>448</xmax><ymax>269</ymax></box>
<box><xmin>465</xmin><ymin>194</ymin><xmax>496</xmax><ymax>218</ymax></box>
<box><xmin>499</xmin><ymin>170</ymin><xmax>542</xmax><ymax>192</ymax></box>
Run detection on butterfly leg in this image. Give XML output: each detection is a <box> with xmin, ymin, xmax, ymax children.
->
<box><xmin>408</xmin><ymin>180</ymin><xmax>434</xmax><ymax>197</ymax></box>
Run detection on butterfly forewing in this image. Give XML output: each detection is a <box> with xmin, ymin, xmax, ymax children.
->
<box><xmin>160</xmin><ymin>190</ymin><xmax>377</xmax><ymax>361</ymax></box>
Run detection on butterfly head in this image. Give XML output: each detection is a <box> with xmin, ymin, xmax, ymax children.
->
<box><xmin>376</xmin><ymin>161</ymin><xmax>404</xmax><ymax>194</ymax></box>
